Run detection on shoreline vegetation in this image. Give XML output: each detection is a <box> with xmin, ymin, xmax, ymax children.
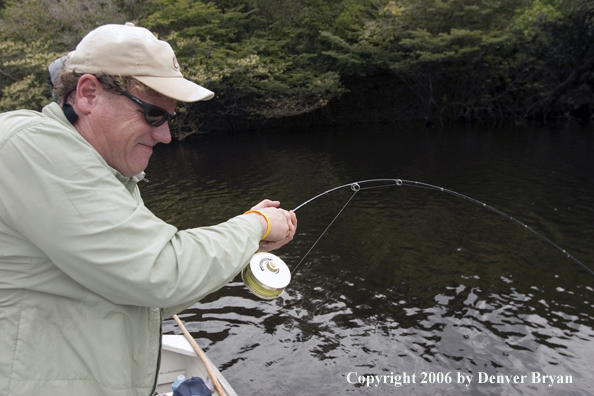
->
<box><xmin>1</xmin><ymin>0</ymin><xmax>593</xmax><ymax>137</ymax></box>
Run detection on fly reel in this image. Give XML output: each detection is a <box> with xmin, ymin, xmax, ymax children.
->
<box><xmin>242</xmin><ymin>252</ymin><xmax>291</xmax><ymax>300</ymax></box>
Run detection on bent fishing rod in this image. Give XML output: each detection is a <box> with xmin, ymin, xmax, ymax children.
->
<box><xmin>290</xmin><ymin>178</ymin><xmax>593</xmax><ymax>276</ymax></box>
<box><xmin>242</xmin><ymin>178</ymin><xmax>592</xmax><ymax>301</ymax></box>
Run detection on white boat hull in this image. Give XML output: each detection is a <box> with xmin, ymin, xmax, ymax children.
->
<box><xmin>156</xmin><ymin>335</ymin><xmax>238</xmax><ymax>396</ymax></box>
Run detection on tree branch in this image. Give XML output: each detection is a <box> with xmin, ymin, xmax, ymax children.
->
<box><xmin>0</xmin><ymin>68</ymin><xmax>19</xmax><ymax>82</ymax></box>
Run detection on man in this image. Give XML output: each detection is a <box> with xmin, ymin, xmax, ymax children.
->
<box><xmin>0</xmin><ymin>23</ymin><xmax>297</xmax><ymax>396</ymax></box>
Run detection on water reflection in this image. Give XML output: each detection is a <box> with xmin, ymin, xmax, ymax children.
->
<box><xmin>149</xmin><ymin>123</ymin><xmax>594</xmax><ymax>395</ymax></box>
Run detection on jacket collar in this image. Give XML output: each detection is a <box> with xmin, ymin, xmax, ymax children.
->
<box><xmin>42</xmin><ymin>102</ymin><xmax>147</xmax><ymax>192</ymax></box>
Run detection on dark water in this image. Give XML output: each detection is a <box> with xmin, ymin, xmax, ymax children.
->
<box><xmin>143</xmin><ymin>122</ymin><xmax>594</xmax><ymax>395</ymax></box>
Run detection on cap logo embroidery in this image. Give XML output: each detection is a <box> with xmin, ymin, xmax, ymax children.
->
<box><xmin>173</xmin><ymin>56</ymin><xmax>180</xmax><ymax>71</ymax></box>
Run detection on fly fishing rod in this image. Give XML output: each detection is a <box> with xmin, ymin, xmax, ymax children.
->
<box><xmin>242</xmin><ymin>178</ymin><xmax>593</xmax><ymax>300</ymax></box>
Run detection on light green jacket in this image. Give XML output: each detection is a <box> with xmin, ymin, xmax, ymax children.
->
<box><xmin>0</xmin><ymin>103</ymin><xmax>262</xmax><ymax>396</ymax></box>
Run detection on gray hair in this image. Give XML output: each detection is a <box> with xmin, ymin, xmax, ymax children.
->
<box><xmin>48</xmin><ymin>56</ymin><xmax>153</xmax><ymax>104</ymax></box>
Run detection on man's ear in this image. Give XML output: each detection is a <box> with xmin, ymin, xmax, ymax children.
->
<box><xmin>75</xmin><ymin>74</ymin><xmax>102</xmax><ymax>115</ymax></box>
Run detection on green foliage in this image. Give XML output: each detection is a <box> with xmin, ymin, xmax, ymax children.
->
<box><xmin>0</xmin><ymin>39</ymin><xmax>62</xmax><ymax>110</ymax></box>
<box><xmin>0</xmin><ymin>0</ymin><xmax>144</xmax><ymax>110</ymax></box>
<box><xmin>143</xmin><ymin>0</ymin><xmax>234</xmax><ymax>40</ymax></box>
<box><xmin>503</xmin><ymin>0</ymin><xmax>594</xmax><ymax>119</ymax></box>
<box><xmin>0</xmin><ymin>0</ymin><xmax>142</xmax><ymax>50</ymax></box>
<box><xmin>510</xmin><ymin>0</ymin><xmax>564</xmax><ymax>38</ymax></box>
<box><xmin>0</xmin><ymin>74</ymin><xmax>47</xmax><ymax>112</ymax></box>
<box><xmin>325</xmin><ymin>0</ymin><xmax>593</xmax><ymax>122</ymax></box>
<box><xmin>0</xmin><ymin>0</ymin><xmax>592</xmax><ymax>125</ymax></box>
<box><xmin>141</xmin><ymin>0</ymin><xmax>346</xmax><ymax>121</ymax></box>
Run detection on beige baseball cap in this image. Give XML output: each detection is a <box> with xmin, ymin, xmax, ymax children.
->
<box><xmin>64</xmin><ymin>22</ymin><xmax>214</xmax><ymax>102</ymax></box>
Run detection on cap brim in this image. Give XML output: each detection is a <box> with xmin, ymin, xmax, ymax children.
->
<box><xmin>134</xmin><ymin>76</ymin><xmax>214</xmax><ymax>102</ymax></box>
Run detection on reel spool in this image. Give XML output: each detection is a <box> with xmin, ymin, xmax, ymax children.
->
<box><xmin>242</xmin><ymin>252</ymin><xmax>291</xmax><ymax>300</ymax></box>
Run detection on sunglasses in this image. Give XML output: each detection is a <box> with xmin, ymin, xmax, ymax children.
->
<box><xmin>117</xmin><ymin>89</ymin><xmax>176</xmax><ymax>127</ymax></box>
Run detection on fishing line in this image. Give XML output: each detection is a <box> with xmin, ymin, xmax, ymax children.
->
<box><xmin>291</xmin><ymin>183</ymin><xmax>360</xmax><ymax>274</ymax></box>
<box><xmin>291</xmin><ymin>178</ymin><xmax>593</xmax><ymax>277</ymax></box>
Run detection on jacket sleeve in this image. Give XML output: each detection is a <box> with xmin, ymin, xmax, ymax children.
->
<box><xmin>0</xmin><ymin>115</ymin><xmax>262</xmax><ymax>308</ymax></box>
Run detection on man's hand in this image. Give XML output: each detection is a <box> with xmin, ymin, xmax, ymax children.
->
<box><xmin>245</xmin><ymin>200</ymin><xmax>297</xmax><ymax>252</ymax></box>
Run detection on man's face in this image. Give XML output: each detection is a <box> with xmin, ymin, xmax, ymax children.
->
<box><xmin>91</xmin><ymin>86</ymin><xmax>177</xmax><ymax>177</ymax></box>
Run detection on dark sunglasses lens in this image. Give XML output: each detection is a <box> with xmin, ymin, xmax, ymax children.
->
<box><xmin>145</xmin><ymin>108</ymin><xmax>167</xmax><ymax>126</ymax></box>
